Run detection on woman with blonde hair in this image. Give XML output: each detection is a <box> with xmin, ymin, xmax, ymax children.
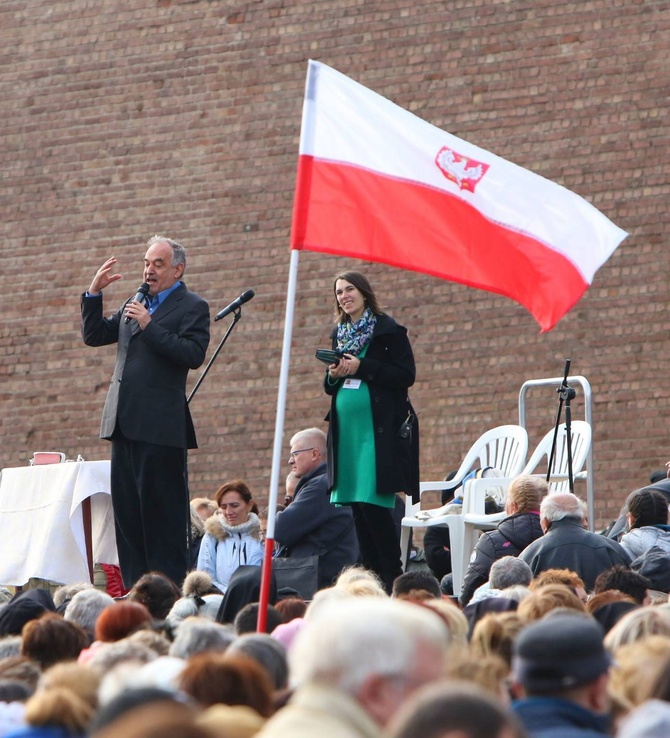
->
<box><xmin>459</xmin><ymin>475</ymin><xmax>547</xmax><ymax>606</ymax></box>
<box><xmin>608</xmin><ymin>635</ymin><xmax>670</xmax><ymax>727</ymax></box>
<box><xmin>470</xmin><ymin>611</ymin><xmax>525</xmax><ymax>669</ymax></box>
<box><xmin>604</xmin><ymin>604</ymin><xmax>670</xmax><ymax>652</ymax></box>
<box><xmin>516</xmin><ymin>583</ymin><xmax>587</xmax><ymax>622</ymax></box>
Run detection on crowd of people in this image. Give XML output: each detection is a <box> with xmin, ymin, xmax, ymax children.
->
<box><xmin>72</xmin><ymin>240</ymin><xmax>670</xmax><ymax>735</ymax></box>
<box><xmin>0</xmin><ymin>539</ymin><xmax>670</xmax><ymax>738</ymax></box>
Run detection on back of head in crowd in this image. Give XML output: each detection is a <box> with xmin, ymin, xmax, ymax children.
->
<box><xmin>489</xmin><ymin>557</ymin><xmax>533</xmax><ymax>591</ymax></box>
<box><xmin>392</xmin><ymin>571</ymin><xmax>442</xmax><ymax>601</ymax></box>
<box><xmin>273</xmin><ymin>597</ymin><xmax>307</xmax><ymax>622</ymax></box>
<box><xmin>512</xmin><ymin>612</ymin><xmax>610</xmax><ymax>696</ymax></box>
<box><xmin>626</xmin><ymin>488</ymin><xmax>669</xmax><ymax>527</ymax></box>
<box><xmin>507</xmin><ymin>474</ymin><xmax>548</xmax><ymax>512</ymax></box>
<box><xmin>594</xmin><ymin>565</ymin><xmax>651</xmax><ymax>605</ymax></box>
<box><xmin>168</xmin><ymin>618</ymin><xmax>235</xmax><ymax>660</ymax></box>
<box><xmin>528</xmin><ymin>568</ymin><xmax>588</xmax><ymax>601</ymax></box>
<box><xmin>128</xmin><ymin>572</ymin><xmax>181</xmax><ymax>620</ymax></box>
<box><xmin>178</xmin><ymin>652</ymin><xmax>274</xmax><ymax>717</ymax></box>
<box><xmin>387</xmin><ymin>681</ymin><xmax>525</xmax><ymax>738</ymax></box>
<box><xmin>21</xmin><ymin>613</ymin><xmax>89</xmax><ymax>670</ymax></box>
<box><xmin>94</xmin><ymin>602</ymin><xmax>153</xmax><ymax>643</ymax></box>
<box><xmin>541</xmin><ymin>491</ymin><xmax>586</xmax><ymax>525</ymax></box>
<box><xmin>227</xmin><ymin>633</ymin><xmax>289</xmax><ymax>691</ymax></box>
<box><xmin>290</xmin><ymin>597</ymin><xmax>449</xmax><ymax>725</ymax></box>
<box><xmin>64</xmin><ymin>589</ymin><xmax>114</xmax><ymax>643</ymax></box>
<box><xmin>516</xmin><ymin>583</ymin><xmax>586</xmax><ymax>622</ymax></box>
<box><xmin>234</xmin><ymin>603</ymin><xmax>283</xmax><ymax>635</ymax></box>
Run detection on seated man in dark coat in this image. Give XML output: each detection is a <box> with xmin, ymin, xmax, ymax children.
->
<box><xmin>520</xmin><ymin>492</ymin><xmax>630</xmax><ymax>592</ymax></box>
<box><xmin>275</xmin><ymin>427</ymin><xmax>359</xmax><ymax>590</ymax></box>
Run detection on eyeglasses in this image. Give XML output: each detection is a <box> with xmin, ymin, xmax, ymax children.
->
<box><xmin>288</xmin><ymin>448</ymin><xmax>315</xmax><ymax>461</ymax></box>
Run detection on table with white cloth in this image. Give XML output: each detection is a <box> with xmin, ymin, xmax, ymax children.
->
<box><xmin>0</xmin><ymin>460</ymin><xmax>118</xmax><ymax>586</ymax></box>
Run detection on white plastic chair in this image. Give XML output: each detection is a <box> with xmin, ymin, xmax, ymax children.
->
<box><xmin>400</xmin><ymin>424</ymin><xmax>528</xmax><ymax>596</ymax></box>
<box><xmin>460</xmin><ymin>420</ymin><xmax>592</xmax><ymax>571</ymax></box>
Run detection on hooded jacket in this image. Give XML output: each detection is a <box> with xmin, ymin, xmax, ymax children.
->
<box><xmin>459</xmin><ymin>511</ymin><xmax>543</xmax><ymax>605</ymax></box>
<box><xmin>620</xmin><ymin>524</ymin><xmax>670</xmax><ymax>561</ymax></box>
<box><xmin>196</xmin><ymin>513</ymin><xmax>264</xmax><ymax>593</ymax></box>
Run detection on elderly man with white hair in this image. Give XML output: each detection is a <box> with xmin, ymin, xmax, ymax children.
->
<box><xmin>275</xmin><ymin>427</ymin><xmax>359</xmax><ymax>590</ymax></box>
<box><xmin>520</xmin><ymin>492</ymin><xmax>630</xmax><ymax>591</ymax></box>
<box><xmin>256</xmin><ymin>597</ymin><xmax>449</xmax><ymax>738</ymax></box>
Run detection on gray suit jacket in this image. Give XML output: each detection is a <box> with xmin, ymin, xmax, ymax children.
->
<box><xmin>81</xmin><ymin>283</ymin><xmax>210</xmax><ymax>449</ymax></box>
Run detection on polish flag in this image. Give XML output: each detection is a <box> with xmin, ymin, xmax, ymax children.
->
<box><xmin>290</xmin><ymin>61</ymin><xmax>627</xmax><ymax>332</ymax></box>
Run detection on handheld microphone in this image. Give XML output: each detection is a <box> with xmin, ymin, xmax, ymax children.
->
<box><xmin>214</xmin><ymin>289</ymin><xmax>255</xmax><ymax>321</ymax></box>
<box><xmin>124</xmin><ymin>283</ymin><xmax>150</xmax><ymax>323</ymax></box>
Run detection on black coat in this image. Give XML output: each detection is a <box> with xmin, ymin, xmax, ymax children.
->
<box><xmin>520</xmin><ymin>518</ymin><xmax>630</xmax><ymax>591</ymax></box>
<box><xmin>274</xmin><ymin>462</ymin><xmax>360</xmax><ymax>587</ymax></box>
<box><xmin>81</xmin><ymin>283</ymin><xmax>210</xmax><ymax>449</ymax></box>
<box><xmin>324</xmin><ymin>313</ymin><xmax>420</xmax><ymax>502</ymax></box>
<box><xmin>424</xmin><ymin>526</ymin><xmax>453</xmax><ymax>580</ymax></box>
<box><xmin>459</xmin><ymin>511</ymin><xmax>543</xmax><ymax>605</ymax></box>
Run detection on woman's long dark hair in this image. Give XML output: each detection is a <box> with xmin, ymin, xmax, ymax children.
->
<box><xmin>332</xmin><ymin>271</ymin><xmax>383</xmax><ymax>324</ymax></box>
<box><xmin>627</xmin><ymin>488</ymin><xmax>668</xmax><ymax>529</ymax></box>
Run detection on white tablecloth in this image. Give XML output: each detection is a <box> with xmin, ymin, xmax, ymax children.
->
<box><xmin>0</xmin><ymin>460</ymin><xmax>118</xmax><ymax>585</ymax></box>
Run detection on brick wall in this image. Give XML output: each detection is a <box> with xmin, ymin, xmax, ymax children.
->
<box><xmin>1</xmin><ymin>0</ymin><xmax>668</xmax><ymax>528</ymax></box>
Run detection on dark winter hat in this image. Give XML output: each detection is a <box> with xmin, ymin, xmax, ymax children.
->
<box><xmin>512</xmin><ymin>613</ymin><xmax>610</xmax><ymax>693</ymax></box>
<box><xmin>0</xmin><ymin>589</ymin><xmax>55</xmax><ymax>636</ymax></box>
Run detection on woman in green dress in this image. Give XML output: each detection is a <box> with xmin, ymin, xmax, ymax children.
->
<box><xmin>324</xmin><ymin>271</ymin><xmax>419</xmax><ymax>592</ymax></box>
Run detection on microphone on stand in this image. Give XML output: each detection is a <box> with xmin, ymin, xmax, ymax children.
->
<box><xmin>214</xmin><ymin>289</ymin><xmax>255</xmax><ymax>321</ymax></box>
<box><xmin>124</xmin><ymin>282</ymin><xmax>150</xmax><ymax>323</ymax></box>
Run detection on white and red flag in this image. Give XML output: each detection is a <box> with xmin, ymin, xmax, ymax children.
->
<box><xmin>291</xmin><ymin>60</ymin><xmax>627</xmax><ymax>332</ymax></box>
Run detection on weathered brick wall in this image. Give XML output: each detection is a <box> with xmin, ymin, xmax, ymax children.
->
<box><xmin>1</xmin><ymin>0</ymin><xmax>668</xmax><ymax>529</ymax></box>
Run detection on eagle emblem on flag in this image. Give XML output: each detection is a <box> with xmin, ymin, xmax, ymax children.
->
<box><xmin>435</xmin><ymin>146</ymin><xmax>489</xmax><ymax>192</ymax></box>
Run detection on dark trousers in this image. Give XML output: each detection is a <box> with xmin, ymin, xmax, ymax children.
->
<box><xmin>110</xmin><ymin>434</ymin><xmax>189</xmax><ymax>589</ymax></box>
<box><xmin>351</xmin><ymin>501</ymin><xmax>403</xmax><ymax>594</ymax></box>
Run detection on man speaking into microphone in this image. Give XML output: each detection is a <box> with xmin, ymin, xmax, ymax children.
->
<box><xmin>81</xmin><ymin>235</ymin><xmax>210</xmax><ymax>589</ymax></box>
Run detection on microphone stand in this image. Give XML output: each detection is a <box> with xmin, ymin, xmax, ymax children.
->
<box><xmin>188</xmin><ymin>307</ymin><xmax>244</xmax><ymax>405</ymax></box>
<box><xmin>547</xmin><ymin>358</ymin><xmax>576</xmax><ymax>493</ymax></box>
<box><xmin>184</xmin><ymin>305</ymin><xmax>245</xmax><ymax>570</ymax></box>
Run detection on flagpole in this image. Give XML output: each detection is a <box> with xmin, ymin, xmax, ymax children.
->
<box><xmin>257</xmin><ymin>248</ymin><xmax>300</xmax><ymax>632</ymax></box>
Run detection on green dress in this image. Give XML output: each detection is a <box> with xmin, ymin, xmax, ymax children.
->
<box><xmin>330</xmin><ymin>344</ymin><xmax>394</xmax><ymax>509</ymax></box>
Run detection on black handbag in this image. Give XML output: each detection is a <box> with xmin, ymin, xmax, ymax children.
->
<box><xmin>272</xmin><ymin>554</ymin><xmax>320</xmax><ymax>600</ymax></box>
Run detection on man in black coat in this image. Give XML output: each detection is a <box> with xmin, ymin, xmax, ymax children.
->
<box><xmin>520</xmin><ymin>492</ymin><xmax>630</xmax><ymax>591</ymax></box>
<box><xmin>81</xmin><ymin>236</ymin><xmax>210</xmax><ymax>588</ymax></box>
<box><xmin>275</xmin><ymin>427</ymin><xmax>359</xmax><ymax>588</ymax></box>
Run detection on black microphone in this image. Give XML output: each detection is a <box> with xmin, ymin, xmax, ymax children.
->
<box><xmin>124</xmin><ymin>282</ymin><xmax>150</xmax><ymax>323</ymax></box>
<box><xmin>214</xmin><ymin>289</ymin><xmax>255</xmax><ymax>321</ymax></box>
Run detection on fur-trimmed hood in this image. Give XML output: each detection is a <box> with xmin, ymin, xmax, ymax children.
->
<box><xmin>204</xmin><ymin>512</ymin><xmax>262</xmax><ymax>542</ymax></box>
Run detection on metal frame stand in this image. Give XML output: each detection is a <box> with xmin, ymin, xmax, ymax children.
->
<box><xmin>518</xmin><ymin>370</ymin><xmax>594</xmax><ymax>531</ymax></box>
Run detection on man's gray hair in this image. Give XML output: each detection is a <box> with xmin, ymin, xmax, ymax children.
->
<box><xmin>290</xmin><ymin>597</ymin><xmax>448</xmax><ymax>695</ymax></box>
<box><xmin>147</xmin><ymin>234</ymin><xmax>186</xmax><ymax>270</ymax></box>
<box><xmin>168</xmin><ymin>617</ymin><xmax>235</xmax><ymax>659</ymax></box>
<box><xmin>64</xmin><ymin>588</ymin><xmax>114</xmax><ymax>638</ymax></box>
<box><xmin>489</xmin><ymin>556</ymin><xmax>533</xmax><ymax>590</ymax></box>
<box><xmin>290</xmin><ymin>427</ymin><xmax>327</xmax><ymax>457</ymax></box>
<box><xmin>53</xmin><ymin>582</ymin><xmax>94</xmax><ymax>609</ymax></box>
<box><xmin>540</xmin><ymin>492</ymin><xmax>586</xmax><ymax>523</ymax></box>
